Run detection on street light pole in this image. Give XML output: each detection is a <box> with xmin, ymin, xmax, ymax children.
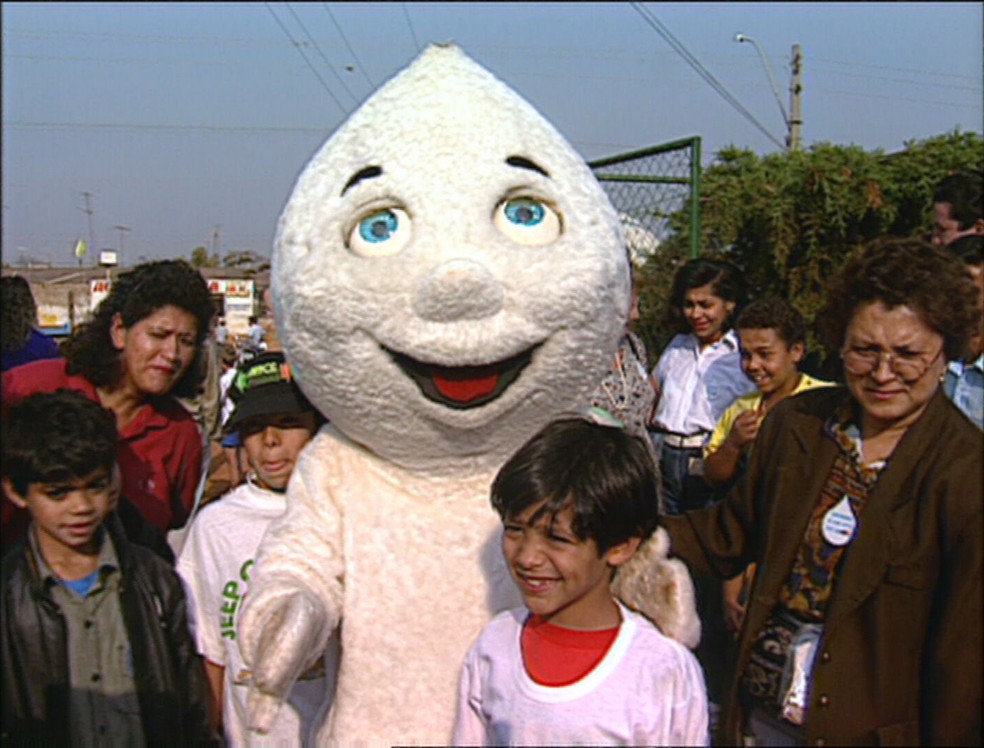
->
<box><xmin>735</xmin><ymin>33</ymin><xmax>801</xmax><ymax>150</ymax></box>
<box><xmin>113</xmin><ymin>225</ymin><xmax>131</xmax><ymax>268</ymax></box>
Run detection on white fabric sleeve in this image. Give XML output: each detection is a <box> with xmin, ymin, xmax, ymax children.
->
<box><xmin>665</xmin><ymin>642</ymin><xmax>710</xmax><ymax>747</ymax></box>
<box><xmin>451</xmin><ymin>645</ymin><xmax>488</xmax><ymax>747</ymax></box>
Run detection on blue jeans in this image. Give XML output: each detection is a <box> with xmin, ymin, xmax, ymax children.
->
<box><xmin>658</xmin><ymin>443</ymin><xmax>721</xmax><ymax>516</ymax></box>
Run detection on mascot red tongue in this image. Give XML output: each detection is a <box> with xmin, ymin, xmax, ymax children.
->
<box><xmin>433</xmin><ymin>366</ymin><xmax>499</xmax><ymax>403</ymax></box>
<box><xmin>238</xmin><ymin>42</ymin><xmax>698</xmax><ymax>748</ymax></box>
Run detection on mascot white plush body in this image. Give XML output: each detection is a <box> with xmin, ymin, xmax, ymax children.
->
<box><xmin>239</xmin><ymin>43</ymin><xmax>696</xmax><ymax>747</ymax></box>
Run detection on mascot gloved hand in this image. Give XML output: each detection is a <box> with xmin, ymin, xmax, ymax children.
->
<box><xmin>237</xmin><ymin>43</ymin><xmax>698</xmax><ymax>747</ymax></box>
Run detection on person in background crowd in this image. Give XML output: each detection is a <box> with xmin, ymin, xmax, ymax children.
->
<box><xmin>215</xmin><ymin>316</ymin><xmax>229</xmax><ymax>346</ymax></box>
<box><xmin>931</xmin><ymin>169</ymin><xmax>983</xmax><ymax>248</ymax></box>
<box><xmin>649</xmin><ymin>258</ymin><xmax>754</xmax><ymax>718</ymax></box>
<box><xmin>663</xmin><ymin>237</ymin><xmax>982</xmax><ymax>745</ymax></box>
<box><xmin>2</xmin><ymin>260</ymin><xmax>214</xmax><ymax>540</ymax></box>
<box><xmin>702</xmin><ymin>297</ymin><xmax>833</xmax><ymax>639</ymax></box>
<box><xmin>943</xmin><ymin>234</ymin><xmax>983</xmax><ymax>427</ymax></box>
<box><xmin>1</xmin><ymin>275</ymin><xmax>61</xmax><ymax>373</ymax></box>
<box><xmin>177</xmin><ymin>352</ymin><xmax>333</xmax><ymax>746</ymax></box>
<box><xmin>590</xmin><ymin>272</ymin><xmax>658</xmax><ymax>468</ymax></box>
<box><xmin>1</xmin><ymin>389</ymin><xmax>215</xmax><ymax>746</ymax></box>
<box><xmin>217</xmin><ymin>343</ymin><xmax>246</xmax><ymax>488</ymax></box>
<box><xmin>650</xmin><ymin>258</ymin><xmax>754</xmax><ymax>515</ymax></box>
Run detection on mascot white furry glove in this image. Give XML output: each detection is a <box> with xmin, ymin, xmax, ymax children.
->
<box><xmin>238</xmin><ymin>43</ymin><xmax>698</xmax><ymax>747</ymax></box>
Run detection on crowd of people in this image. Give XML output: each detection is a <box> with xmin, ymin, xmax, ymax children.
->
<box><xmin>1</xmin><ymin>170</ymin><xmax>981</xmax><ymax>746</ymax></box>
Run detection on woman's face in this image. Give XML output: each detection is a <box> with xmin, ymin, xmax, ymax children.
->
<box><xmin>683</xmin><ymin>283</ymin><xmax>735</xmax><ymax>344</ymax></box>
<box><xmin>843</xmin><ymin>301</ymin><xmax>946</xmax><ymax>433</ymax></box>
<box><xmin>111</xmin><ymin>304</ymin><xmax>199</xmax><ymax>398</ymax></box>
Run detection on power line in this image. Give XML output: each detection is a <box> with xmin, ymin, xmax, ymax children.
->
<box><xmin>264</xmin><ymin>2</ymin><xmax>349</xmax><ymax>114</ymax></box>
<box><xmin>283</xmin><ymin>1</ymin><xmax>360</xmax><ymax>105</ymax></box>
<box><xmin>629</xmin><ymin>2</ymin><xmax>784</xmax><ymax>148</ymax></box>
<box><xmin>401</xmin><ymin>3</ymin><xmax>421</xmax><ymax>53</ymax></box>
<box><xmin>322</xmin><ymin>2</ymin><xmax>376</xmax><ymax>88</ymax></box>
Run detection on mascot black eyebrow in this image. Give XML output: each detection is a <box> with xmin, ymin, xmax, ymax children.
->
<box><xmin>239</xmin><ymin>43</ymin><xmax>698</xmax><ymax>747</ymax></box>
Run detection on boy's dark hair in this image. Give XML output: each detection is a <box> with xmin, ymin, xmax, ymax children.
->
<box><xmin>2</xmin><ymin>389</ymin><xmax>118</xmax><ymax>497</ymax></box>
<box><xmin>491</xmin><ymin>417</ymin><xmax>659</xmax><ymax>555</ymax></box>
<box><xmin>61</xmin><ymin>260</ymin><xmax>214</xmax><ymax>398</ymax></box>
<box><xmin>934</xmin><ymin>170</ymin><xmax>983</xmax><ymax>231</ymax></box>
<box><xmin>948</xmin><ymin>234</ymin><xmax>984</xmax><ymax>268</ymax></box>
<box><xmin>663</xmin><ymin>258</ymin><xmax>747</xmax><ymax>335</ymax></box>
<box><xmin>735</xmin><ymin>296</ymin><xmax>807</xmax><ymax>348</ymax></box>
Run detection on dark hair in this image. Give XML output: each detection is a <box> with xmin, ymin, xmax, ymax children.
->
<box><xmin>818</xmin><ymin>237</ymin><xmax>980</xmax><ymax>361</ymax></box>
<box><xmin>934</xmin><ymin>170</ymin><xmax>983</xmax><ymax>231</ymax></box>
<box><xmin>491</xmin><ymin>417</ymin><xmax>659</xmax><ymax>555</ymax></box>
<box><xmin>2</xmin><ymin>389</ymin><xmax>118</xmax><ymax>497</ymax></box>
<box><xmin>663</xmin><ymin>258</ymin><xmax>747</xmax><ymax>335</ymax></box>
<box><xmin>1</xmin><ymin>276</ymin><xmax>40</xmax><ymax>354</ymax></box>
<box><xmin>948</xmin><ymin>234</ymin><xmax>984</xmax><ymax>267</ymax></box>
<box><xmin>61</xmin><ymin>260</ymin><xmax>214</xmax><ymax>398</ymax></box>
<box><xmin>735</xmin><ymin>296</ymin><xmax>807</xmax><ymax>348</ymax></box>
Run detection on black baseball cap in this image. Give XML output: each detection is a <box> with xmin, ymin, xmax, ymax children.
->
<box><xmin>226</xmin><ymin>351</ymin><xmax>314</xmax><ymax>431</ymax></box>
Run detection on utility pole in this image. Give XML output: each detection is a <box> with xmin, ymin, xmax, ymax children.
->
<box><xmin>113</xmin><ymin>225</ymin><xmax>131</xmax><ymax>268</ymax></box>
<box><xmin>211</xmin><ymin>224</ymin><xmax>222</xmax><ymax>260</ymax></box>
<box><xmin>80</xmin><ymin>191</ymin><xmax>97</xmax><ymax>264</ymax></box>
<box><xmin>787</xmin><ymin>44</ymin><xmax>803</xmax><ymax>151</ymax></box>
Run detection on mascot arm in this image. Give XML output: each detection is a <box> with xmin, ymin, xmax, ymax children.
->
<box><xmin>237</xmin><ymin>435</ymin><xmax>344</xmax><ymax>732</ymax></box>
<box><xmin>611</xmin><ymin>527</ymin><xmax>701</xmax><ymax>650</ymax></box>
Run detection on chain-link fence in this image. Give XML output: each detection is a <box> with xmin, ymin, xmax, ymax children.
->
<box><xmin>589</xmin><ymin>136</ymin><xmax>702</xmax><ymax>263</ymax></box>
<box><xmin>589</xmin><ymin>136</ymin><xmax>703</xmax><ymax>358</ymax></box>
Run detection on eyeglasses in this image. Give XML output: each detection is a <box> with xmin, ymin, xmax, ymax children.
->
<box><xmin>841</xmin><ymin>345</ymin><xmax>943</xmax><ymax>382</ymax></box>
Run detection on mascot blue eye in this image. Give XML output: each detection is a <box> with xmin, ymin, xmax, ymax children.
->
<box><xmin>494</xmin><ymin>196</ymin><xmax>562</xmax><ymax>246</ymax></box>
<box><xmin>503</xmin><ymin>199</ymin><xmax>545</xmax><ymax>227</ymax></box>
<box><xmin>348</xmin><ymin>206</ymin><xmax>412</xmax><ymax>257</ymax></box>
<box><xmin>359</xmin><ymin>210</ymin><xmax>399</xmax><ymax>243</ymax></box>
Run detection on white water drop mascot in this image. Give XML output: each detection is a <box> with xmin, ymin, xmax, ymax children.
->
<box><xmin>239</xmin><ymin>43</ymin><xmax>698</xmax><ymax>747</ymax></box>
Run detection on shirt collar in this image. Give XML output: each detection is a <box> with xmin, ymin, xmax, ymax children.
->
<box><xmin>28</xmin><ymin>523</ymin><xmax>120</xmax><ymax>588</ymax></box>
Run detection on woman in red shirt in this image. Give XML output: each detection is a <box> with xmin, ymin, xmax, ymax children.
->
<box><xmin>3</xmin><ymin>260</ymin><xmax>214</xmax><ymax>538</ymax></box>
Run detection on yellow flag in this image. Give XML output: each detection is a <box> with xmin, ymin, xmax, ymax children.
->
<box><xmin>74</xmin><ymin>238</ymin><xmax>88</xmax><ymax>258</ymax></box>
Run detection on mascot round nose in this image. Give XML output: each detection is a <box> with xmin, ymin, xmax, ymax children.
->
<box><xmin>414</xmin><ymin>259</ymin><xmax>504</xmax><ymax>322</ymax></box>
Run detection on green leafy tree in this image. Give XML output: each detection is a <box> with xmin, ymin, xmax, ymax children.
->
<box><xmin>221</xmin><ymin>249</ymin><xmax>270</xmax><ymax>275</ymax></box>
<box><xmin>640</xmin><ymin>129</ymin><xmax>983</xmax><ymax>359</ymax></box>
<box><xmin>189</xmin><ymin>245</ymin><xmax>219</xmax><ymax>268</ymax></box>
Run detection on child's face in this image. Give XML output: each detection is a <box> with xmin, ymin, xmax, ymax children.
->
<box><xmin>683</xmin><ymin>284</ymin><xmax>735</xmax><ymax>344</ymax></box>
<box><xmin>241</xmin><ymin>412</ymin><xmax>317</xmax><ymax>490</ymax></box>
<box><xmin>738</xmin><ymin>327</ymin><xmax>804</xmax><ymax>397</ymax></box>
<box><xmin>501</xmin><ymin>501</ymin><xmax>635</xmax><ymax>630</ymax></box>
<box><xmin>4</xmin><ymin>467</ymin><xmax>115</xmax><ymax>558</ymax></box>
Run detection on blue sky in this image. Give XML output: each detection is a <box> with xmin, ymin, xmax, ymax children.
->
<box><xmin>3</xmin><ymin>2</ymin><xmax>981</xmax><ymax>266</ymax></box>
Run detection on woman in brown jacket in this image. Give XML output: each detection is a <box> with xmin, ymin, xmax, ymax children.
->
<box><xmin>663</xmin><ymin>238</ymin><xmax>982</xmax><ymax>746</ymax></box>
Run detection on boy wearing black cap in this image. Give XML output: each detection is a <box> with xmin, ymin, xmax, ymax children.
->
<box><xmin>177</xmin><ymin>352</ymin><xmax>334</xmax><ymax>746</ymax></box>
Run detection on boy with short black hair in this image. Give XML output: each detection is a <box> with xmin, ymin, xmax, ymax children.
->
<box><xmin>452</xmin><ymin>413</ymin><xmax>707</xmax><ymax>746</ymax></box>
<box><xmin>1</xmin><ymin>388</ymin><xmax>214</xmax><ymax>746</ymax></box>
<box><xmin>702</xmin><ymin>297</ymin><xmax>833</xmax><ymax>634</ymax></box>
<box><xmin>177</xmin><ymin>352</ymin><xmax>335</xmax><ymax>746</ymax></box>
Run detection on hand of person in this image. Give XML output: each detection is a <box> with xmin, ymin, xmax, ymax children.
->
<box><xmin>725</xmin><ymin>409</ymin><xmax>762</xmax><ymax>450</ymax></box>
<box><xmin>240</xmin><ymin>589</ymin><xmax>325</xmax><ymax>734</ymax></box>
<box><xmin>724</xmin><ymin>595</ymin><xmax>746</xmax><ymax>634</ymax></box>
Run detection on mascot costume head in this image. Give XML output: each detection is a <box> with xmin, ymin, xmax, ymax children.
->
<box><xmin>240</xmin><ymin>43</ymin><xmax>697</xmax><ymax>747</ymax></box>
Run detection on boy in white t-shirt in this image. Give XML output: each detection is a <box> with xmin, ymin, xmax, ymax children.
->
<box><xmin>452</xmin><ymin>411</ymin><xmax>708</xmax><ymax>747</ymax></box>
<box><xmin>177</xmin><ymin>352</ymin><xmax>335</xmax><ymax>746</ymax></box>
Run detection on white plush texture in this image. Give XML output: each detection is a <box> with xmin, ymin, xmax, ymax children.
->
<box><xmin>239</xmin><ymin>43</ymin><xmax>698</xmax><ymax>747</ymax></box>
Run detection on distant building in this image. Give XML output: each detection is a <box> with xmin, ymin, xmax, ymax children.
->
<box><xmin>1</xmin><ymin>265</ymin><xmax>270</xmax><ymax>339</ymax></box>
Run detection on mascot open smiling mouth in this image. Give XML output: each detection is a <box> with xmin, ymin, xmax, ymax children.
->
<box><xmin>238</xmin><ymin>43</ymin><xmax>698</xmax><ymax>747</ymax></box>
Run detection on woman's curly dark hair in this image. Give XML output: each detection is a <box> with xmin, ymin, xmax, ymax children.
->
<box><xmin>662</xmin><ymin>258</ymin><xmax>747</xmax><ymax>335</ymax></box>
<box><xmin>1</xmin><ymin>275</ymin><xmax>39</xmax><ymax>355</ymax></box>
<box><xmin>61</xmin><ymin>260</ymin><xmax>214</xmax><ymax>398</ymax></box>
<box><xmin>818</xmin><ymin>237</ymin><xmax>981</xmax><ymax>361</ymax></box>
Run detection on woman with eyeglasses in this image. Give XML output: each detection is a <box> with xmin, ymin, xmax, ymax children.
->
<box><xmin>661</xmin><ymin>237</ymin><xmax>982</xmax><ymax>746</ymax></box>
